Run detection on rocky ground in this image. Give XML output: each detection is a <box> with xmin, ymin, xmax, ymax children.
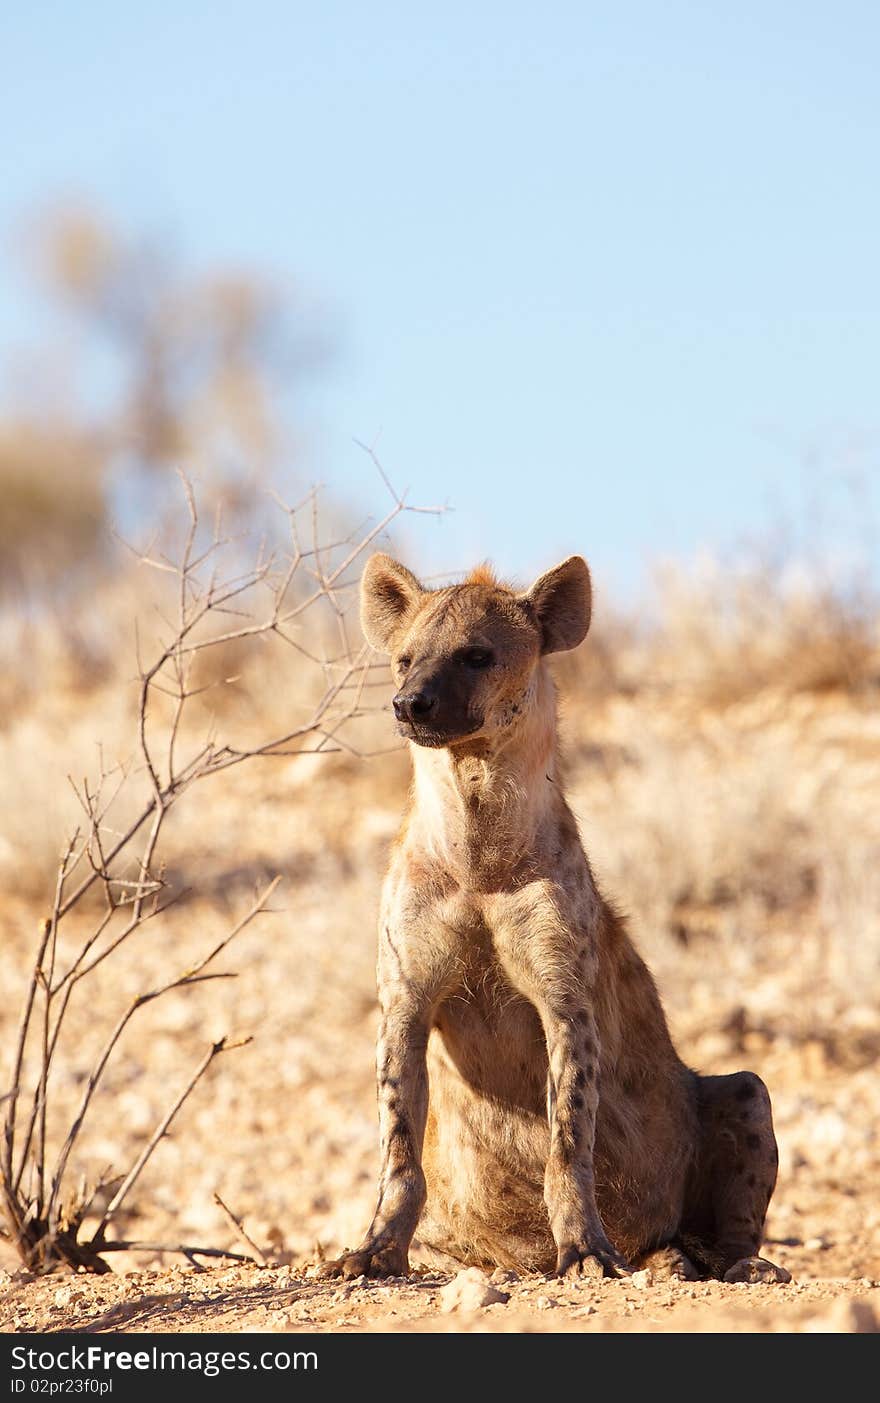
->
<box><xmin>2</xmin><ymin>1262</ymin><xmax>878</xmax><ymax>1335</ymax></box>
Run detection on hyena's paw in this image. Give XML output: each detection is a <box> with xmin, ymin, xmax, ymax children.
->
<box><xmin>722</xmin><ymin>1256</ymin><xmax>792</xmax><ymax>1285</ymax></box>
<box><xmin>316</xmin><ymin>1241</ymin><xmax>408</xmax><ymax>1281</ymax></box>
<box><xmin>555</xmin><ymin>1240</ymin><xmax>630</xmax><ymax>1281</ymax></box>
<box><xmin>637</xmin><ymin>1245</ymin><xmax>701</xmax><ymax>1282</ymax></box>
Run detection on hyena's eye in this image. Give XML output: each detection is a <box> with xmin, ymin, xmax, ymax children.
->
<box><xmin>462</xmin><ymin>647</ymin><xmax>494</xmax><ymax>669</ymax></box>
<box><xmin>397</xmin><ymin>654</ymin><xmax>412</xmax><ymax>672</ymax></box>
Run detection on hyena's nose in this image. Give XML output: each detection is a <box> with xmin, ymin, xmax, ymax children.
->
<box><xmin>393</xmin><ymin>688</ymin><xmax>438</xmax><ymax>724</ymax></box>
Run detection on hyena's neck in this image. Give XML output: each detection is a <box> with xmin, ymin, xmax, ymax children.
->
<box><xmin>408</xmin><ymin>664</ymin><xmax>563</xmax><ymax>883</ymax></box>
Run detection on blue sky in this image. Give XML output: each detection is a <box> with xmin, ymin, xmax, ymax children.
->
<box><xmin>2</xmin><ymin>3</ymin><xmax>878</xmax><ymax>593</ymax></box>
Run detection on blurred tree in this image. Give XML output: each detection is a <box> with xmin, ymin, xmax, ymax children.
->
<box><xmin>0</xmin><ymin>204</ymin><xmax>328</xmax><ymax>597</ymax></box>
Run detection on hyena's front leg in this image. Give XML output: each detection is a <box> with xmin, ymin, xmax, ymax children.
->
<box><xmin>496</xmin><ymin>887</ymin><xmax>629</xmax><ymax>1281</ymax></box>
<box><xmin>542</xmin><ymin>1003</ymin><xmax>629</xmax><ymax>1279</ymax></box>
<box><xmin>318</xmin><ymin>1000</ymin><xmax>429</xmax><ymax>1280</ymax></box>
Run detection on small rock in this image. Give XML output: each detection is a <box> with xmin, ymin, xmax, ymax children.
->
<box><xmin>490</xmin><ymin>1267</ymin><xmax>519</xmax><ymax>1285</ymax></box>
<box><xmin>53</xmin><ymin>1286</ymin><xmax>86</xmax><ymax>1308</ymax></box>
<box><xmin>439</xmin><ymin>1268</ymin><xmax>509</xmax><ymax>1312</ymax></box>
<box><xmin>631</xmin><ymin>1269</ymin><xmax>653</xmax><ymax>1289</ymax></box>
<box><xmin>535</xmin><ymin>1294</ymin><xmax>559</xmax><ymax>1309</ymax></box>
<box><xmin>804</xmin><ymin>1237</ymin><xmax>827</xmax><ymax>1251</ymax></box>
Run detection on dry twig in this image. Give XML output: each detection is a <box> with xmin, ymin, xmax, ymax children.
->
<box><xmin>212</xmin><ymin>1193</ymin><xmax>268</xmax><ymax>1266</ymax></box>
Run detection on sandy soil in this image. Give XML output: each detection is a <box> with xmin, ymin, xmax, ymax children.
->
<box><xmin>2</xmin><ymin>1261</ymin><xmax>879</xmax><ymax>1335</ymax></box>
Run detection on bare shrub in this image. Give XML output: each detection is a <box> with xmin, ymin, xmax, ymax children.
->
<box><xmin>1</xmin><ymin>467</ymin><xmax>440</xmax><ymax>1273</ymax></box>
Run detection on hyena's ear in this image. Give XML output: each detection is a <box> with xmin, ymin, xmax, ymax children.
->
<box><xmin>360</xmin><ymin>553</ymin><xmax>425</xmax><ymax>652</ymax></box>
<box><xmin>522</xmin><ymin>555</ymin><xmax>592</xmax><ymax>654</ymax></box>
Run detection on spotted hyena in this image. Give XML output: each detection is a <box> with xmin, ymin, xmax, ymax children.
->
<box><xmin>320</xmin><ymin>553</ymin><xmax>789</xmax><ymax>1284</ymax></box>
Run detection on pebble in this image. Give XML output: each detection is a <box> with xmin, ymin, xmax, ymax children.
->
<box><xmin>53</xmin><ymin>1286</ymin><xmax>85</xmax><ymax>1308</ymax></box>
<box><xmin>439</xmin><ymin>1269</ymin><xmax>510</xmax><ymax>1313</ymax></box>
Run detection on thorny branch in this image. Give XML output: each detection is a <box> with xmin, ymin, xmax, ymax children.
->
<box><xmin>1</xmin><ymin>462</ymin><xmax>443</xmax><ymax>1272</ymax></box>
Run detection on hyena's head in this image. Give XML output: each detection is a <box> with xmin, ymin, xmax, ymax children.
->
<box><xmin>360</xmin><ymin>553</ymin><xmax>591</xmax><ymax>748</ymax></box>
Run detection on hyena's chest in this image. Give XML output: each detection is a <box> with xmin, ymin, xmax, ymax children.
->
<box><xmin>431</xmin><ymin>936</ymin><xmax>548</xmax><ymax>1113</ymax></box>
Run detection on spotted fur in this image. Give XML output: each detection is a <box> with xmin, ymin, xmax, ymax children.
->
<box><xmin>319</xmin><ymin>554</ymin><xmax>789</xmax><ymax>1284</ymax></box>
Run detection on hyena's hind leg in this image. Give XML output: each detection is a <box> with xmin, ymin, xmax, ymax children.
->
<box><xmin>680</xmin><ymin>1071</ymin><xmax>791</xmax><ymax>1284</ymax></box>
